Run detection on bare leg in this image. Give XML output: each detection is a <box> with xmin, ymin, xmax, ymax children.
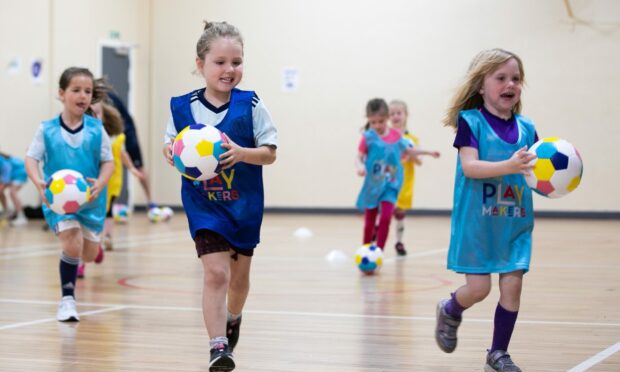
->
<box><xmin>498</xmin><ymin>270</ymin><xmax>523</xmax><ymax>311</ymax></box>
<box><xmin>454</xmin><ymin>274</ymin><xmax>492</xmax><ymax>308</ymax></box>
<box><xmin>200</xmin><ymin>251</ymin><xmax>231</xmax><ymax>338</ymax></box>
<box><xmin>228</xmin><ymin>254</ymin><xmax>252</xmax><ymax>314</ymax></box>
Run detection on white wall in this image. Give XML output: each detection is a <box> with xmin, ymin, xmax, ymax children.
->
<box><xmin>1</xmin><ymin>0</ymin><xmax>619</xmax><ymax>213</ymax></box>
<box><xmin>151</xmin><ymin>0</ymin><xmax>620</xmax><ymax>212</ymax></box>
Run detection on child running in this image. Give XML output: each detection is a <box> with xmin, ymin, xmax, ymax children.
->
<box><xmin>25</xmin><ymin>67</ymin><xmax>114</xmax><ymax>321</ymax></box>
<box><xmin>434</xmin><ymin>48</ymin><xmax>539</xmax><ymax>372</ymax></box>
<box><xmin>356</xmin><ymin>98</ymin><xmax>439</xmax><ymax>253</ymax></box>
<box><xmin>163</xmin><ymin>21</ymin><xmax>277</xmax><ymax>371</ymax></box>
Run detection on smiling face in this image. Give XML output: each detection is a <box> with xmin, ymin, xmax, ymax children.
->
<box><xmin>368</xmin><ymin>113</ymin><xmax>389</xmax><ymax>136</ymax></box>
<box><xmin>59</xmin><ymin>74</ymin><xmax>93</xmax><ymax>122</ymax></box>
<box><xmin>196</xmin><ymin>36</ymin><xmax>244</xmax><ymax>102</ymax></box>
<box><xmin>480</xmin><ymin>58</ymin><xmax>522</xmax><ymax>119</ymax></box>
<box><xmin>389</xmin><ymin>103</ymin><xmax>408</xmax><ymax>131</ymax></box>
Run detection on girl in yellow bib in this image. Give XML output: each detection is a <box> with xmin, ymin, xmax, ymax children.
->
<box><xmin>389</xmin><ymin>100</ymin><xmax>440</xmax><ymax>256</ymax></box>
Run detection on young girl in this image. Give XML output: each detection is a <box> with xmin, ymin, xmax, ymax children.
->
<box><xmin>356</xmin><ymin>98</ymin><xmax>439</xmax><ymax>253</ymax></box>
<box><xmin>25</xmin><ymin>67</ymin><xmax>114</xmax><ymax>321</ymax></box>
<box><xmin>77</xmin><ymin>95</ymin><xmax>145</xmax><ymax>278</ymax></box>
<box><xmin>435</xmin><ymin>49</ymin><xmax>538</xmax><ymax>372</ymax></box>
<box><xmin>0</xmin><ymin>152</ymin><xmax>28</xmax><ymax>226</ymax></box>
<box><xmin>163</xmin><ymin>21</ymin><xmax>277</xmax><ymax>371</ymax></box>
<box><xmin>388</xmin><ymin>100</ymin><xmax>440</xmax><ymax>256</ymax></box>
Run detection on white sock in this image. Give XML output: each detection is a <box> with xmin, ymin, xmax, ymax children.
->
<box><xmin>395</xmin><ymin>218</ymin><xmax>404</xmax><ymax>243</ymax></box>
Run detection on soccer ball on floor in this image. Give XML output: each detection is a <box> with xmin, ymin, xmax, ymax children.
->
<box><xmin>172</xmin><ymin>124</ymin><xmax>228</xmax><ymax>181</ymax></box>
<box><xmin>112</xmin><ymin>204</ymin><xmax>129</xmax><ymax>224</ymax></box>
<box><xmin>159</xmin><ymin>206</ymin><xmax>174</xmax><ymax>221</ymax></box>
<box><xmin>354</xmin><ymin>244</ymin><xmax>384</xmax><ymax>274</ymax></box>
<box><xmin>45</xmin><ymin>169</ymin><xmax>90</xmax><ymax>215</ymax></box>
<box><xmin>525</xmin><ymin>137</ymin><xmax>583</xmax><ymax>198</ymax></box>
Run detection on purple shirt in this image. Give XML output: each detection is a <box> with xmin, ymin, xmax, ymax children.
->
<box><xmin>453</xmin><ymin>106</ymin><xmax>538</xmax><ymax>149</ymax></box>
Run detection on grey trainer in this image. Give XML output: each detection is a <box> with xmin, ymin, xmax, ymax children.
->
<box><xmin>435</xmin><ymin>299</ymin><xmax>462</xmax><ymax>353</ymax></box>
<box><xmin>485</xmin><ymin>350</ymin><xmax>522</xmax><ymax>372</ymax></box>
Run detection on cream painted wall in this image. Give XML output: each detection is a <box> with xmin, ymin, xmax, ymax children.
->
<box><xmin>1</xmin><ymin>1</ymin><xmax>619</xmax><ymax>213</ymax></box>
<box><xmin>0</xmin><ymin>0</ymin><xmax>151</xmax><ymax>206</ymax></box>
<box><xmin>151</xmin><ymin>0</ymin><xmax>620</xmax><ymax>212</ymax></box>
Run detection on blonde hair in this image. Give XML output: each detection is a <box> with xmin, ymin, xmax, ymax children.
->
<box><xmin>443</xmin><ymin>48</ymin><xmax>525</xmax><ymax>130</ymax></box>
<box><xmin>101</xmin><ymin>102</ymin><xmax>124</xmax><ymax>136</ymax></box>
<box><xmin>196</xmin><ymin>21</ymin><xmax>243</xmax><ymax>59</ymax></box>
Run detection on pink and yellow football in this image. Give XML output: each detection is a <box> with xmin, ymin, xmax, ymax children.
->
<box><xmin>525</xmin><ymin>138</ymin><xmax>583</xmax><ymax>198</ymax></box>
<box><xmin>45</xmin><ymin>169</ymin><xmax>90</xmax><ymax>215</ymax></box>
<box><xmin>172</xmin><ymin>124</ymin><xmax>228</xmax><ymax>181</ymax></box>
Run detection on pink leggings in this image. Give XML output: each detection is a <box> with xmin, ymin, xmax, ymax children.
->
<box><xmin>363</xmin><ymin>201</ymin><xmax>395</xmax><ymax>250</ymax></box>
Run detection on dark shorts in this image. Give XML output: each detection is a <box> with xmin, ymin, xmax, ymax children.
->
<box><xmin>106</xmin><ymin>196</ymin><xmax>117</xmax><ymax>217</ymax></box>
<box><xmin>124</xmin><ymin>131</ymin><xmax>144</xmax><ymax>169</ymax></box>
<box><xmin>194</xmin><ymin>229</ymin><xmax>254</xmax><ymax>259</ymax></box>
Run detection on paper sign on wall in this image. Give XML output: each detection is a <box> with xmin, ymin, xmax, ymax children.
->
<box><xmin>282</xmin><ymin>67</ymin><xmax>299</xmax><ymax>92</ymax></box>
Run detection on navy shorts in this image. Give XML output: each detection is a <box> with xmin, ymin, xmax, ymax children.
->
<box><xmin>194</xmin><ymin>229</ymin><xmax>254</xmax><ymax>259</ymax></box>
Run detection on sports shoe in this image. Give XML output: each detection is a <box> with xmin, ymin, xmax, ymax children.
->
<box><xmin>395</xmin><ymin>242</ymin><xmax>407</xmax><ymax>256</ymax></box>
<box><xmin>485</xmin><ymin>350</ymin><xmax>522</xmax><ymax>372</ymax></box>
<box><xmin>10</xmin><ymin>215</ymin><xmax>28</xmax><ymax>227</ymax></box>
<box><xmin>209</xmin><ymin>342</ymin><xmax>235</xmax><ymax>371</ymax></box>
<box><xmin>77</xmin><ymin>263</ymin><xmax>85</xmax><ymax>279</ymax></box>
<box><xmin>227</xmin><ymin>315</ymin><xmax>242</xmax><ymax>351</ymax></box>
<box><xmin>94</xmin><ymin>245</ymin><xmax>104</xmax><ymax>264</ymax></box>
<box><xmin>57</xmin><ymin>296</ymin><xmax>79</xmax><ymax>322</ymax></box>
<box><xmin>435</xmin><ymin>299</ymin><xmax>462</xmax><ymax>353</ymax></box>
<box><xmin>103</xmin><ymin>235</ymin><xmax>113</xmax><ymax>251</ymax></box>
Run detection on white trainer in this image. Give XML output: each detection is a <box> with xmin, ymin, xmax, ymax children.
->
<box><xmin>10</xmin><ymin>215</ymin><xmax>28</xmax><ymax>227</ymax></box>
<box><xmin>57</xmin><ymin>296</ymin><xmax>80</xmax><ymax>322</ymax></box>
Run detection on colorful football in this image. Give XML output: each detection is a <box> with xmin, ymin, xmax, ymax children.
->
<box><xmin>525</xmin><ymin>138</ymin><xmax>583</xmax><ymax>198</ymax></box>
<box><xmin>354</xmin><ymin>243</ymin><xmax>384</xmax><ymax>274</ymax></box>
<box><xmin>172</xmin><ymin>124</ymin><xmax>228</xmax><ymax>181</ymax></box>
<box><xmin>112</xmin><ymin>203</ymin><xmax>129</xmax><ymax>224</ymax></box>
<box><xmin>45</xmin><ymin>169</ymin><xmax>90</xmax><ymax>215</ymax></box>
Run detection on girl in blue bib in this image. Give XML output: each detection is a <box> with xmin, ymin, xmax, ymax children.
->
<box><xmin>434</xmin><ymin>49</ymin><xmax>539</xmax><ymax>372</ymax></box>
<box><xmin>355</xmin><ymin>98</ymin><xmax>439</xmax><ymax>252</ymax></box>
<box><xmin>163</xmin><ymin>21</ymin><xmax>277</xmax><ymax>372</ymax></box>
<box><xmin>25</xmin><ymin>67</ymin><xmax>114</xmax><ymax>322</ymax></box>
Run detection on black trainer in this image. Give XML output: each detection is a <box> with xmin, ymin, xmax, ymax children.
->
<box><xmin>395</xmin><ymin>242</ymin><xmax>407</xmax><ymax>256</ymax></box>
<box><xmin>435</xmin><ymin>299</ymin><xmax>462</xmax><ymax>353</ymax></box>
<box><xmin>209</xmin><ymin>342</ymin><xmax>235</xmax><ymax>372</ymax></box>
<box><xmin>227</xmin><ymin>315</ymin><xmax>242</xmax><ymax>351</ymax></box>
<box><xmin>485</xmin><ymin>349</ymin><xmax>522</xmax><ymax>372</ymax></box>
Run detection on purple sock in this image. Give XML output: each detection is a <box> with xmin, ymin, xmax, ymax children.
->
<box><xmin>490</xmin><ymin>303</ymin><xmax>519</xmax><ymax>352</ymax></box>
<box><xmin>444</xmin><ymin>292</ymin><xmax>466</xmax><ymax>319</ymax></box>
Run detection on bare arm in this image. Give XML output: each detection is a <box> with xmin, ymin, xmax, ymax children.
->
<box><xmin>459</xmin><ymin>146</ymin><xmax>536</xmax><ymax>179</ymax></box>
<box><xmin>25</xmin><ymin>156</ymin><xmax>48</xmax><ymax>204</ymax></box>
<box><xmin>121</xmin><ymin>150</ymin><xmax>145</xmax><ymax>180</ymax></box>
<box><xmin>86</xmin><ymin>161</ymin><xmax>114</xmax><ymax>202</ymax></box>
<box><xmin>407</xmin><ymin>147</ymin><xmax>440</xmax><ymax>159</ymax></box>
<box><xmin>356</xmin><ymin>152</ymin><xmax>366</xmax><ymax>176</ymax></box>
<box><xmin>219</xmin><ymin>134</ymin><xmax>276</xmax><ymax>169</ymax></box>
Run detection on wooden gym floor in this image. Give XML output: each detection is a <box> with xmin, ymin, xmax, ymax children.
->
<box><xmin>0</xmin><ymin>213</ymin><xmax>618</xmax><ymax>371</ymax></box>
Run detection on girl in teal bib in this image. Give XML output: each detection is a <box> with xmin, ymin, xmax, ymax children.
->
<box><xmin>434</xmin><ymin>49</ymin><xmax>538</xmax><ymax>372</ymax></box>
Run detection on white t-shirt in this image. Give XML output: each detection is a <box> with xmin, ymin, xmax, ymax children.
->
<box><xmin>27</xmin><ymin>116</ymin><xmax>113</xmax><ymax>162</ymax></box>
<box><xmin>163</xmin><ymin>90</ymin><xmax>278</xmax><ymax>148</ymax></box>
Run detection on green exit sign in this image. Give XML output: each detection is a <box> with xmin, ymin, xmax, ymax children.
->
<box><xmin>109</xmin><ymin>31</ymin><xmax>120</xmax><ymax>39</ymax></box>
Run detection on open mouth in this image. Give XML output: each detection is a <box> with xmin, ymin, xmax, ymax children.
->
<box><xmin>500</xmin><ymin>92</ymin><xmax>515</xmax><ymax>99</ymax></box>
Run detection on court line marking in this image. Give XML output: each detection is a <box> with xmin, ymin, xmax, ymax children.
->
<box><xmin>567</xmin><ymin>341</ymin><xmax>620</xmax><ymax>372</ymax></box>
<box><xmin>1</xmin><ymin>298</ymin><xmax>619</xmax><ymax>328</ymax></box>
<box><xmin>0</xmin><ymin>305</ymin><xmax>127</xmax><ymax>331</ymax></box>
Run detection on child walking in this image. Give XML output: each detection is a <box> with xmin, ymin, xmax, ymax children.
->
<box><xmin>356</xmin><ymin>98</ymin><xmax>439</xmax><ymax>253</ymax></box>
<box><xmin>163</xmin><ymin>21</ymin><xmax>277</xmax><ymax>371</ymax></box>
<box><xmin>434</xmin><ymin>49</ymin><xmax>539</xmax><ymax>372</ymax></box>
<box><xmin>25</xmin><ymin>67</ymin><xmax>114</xmax><ymax>321</ymax></box>
<box><xmin>388</xmin><ymin>100</ymin><xmax>440</xmax><ymax>255</ymax></box>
